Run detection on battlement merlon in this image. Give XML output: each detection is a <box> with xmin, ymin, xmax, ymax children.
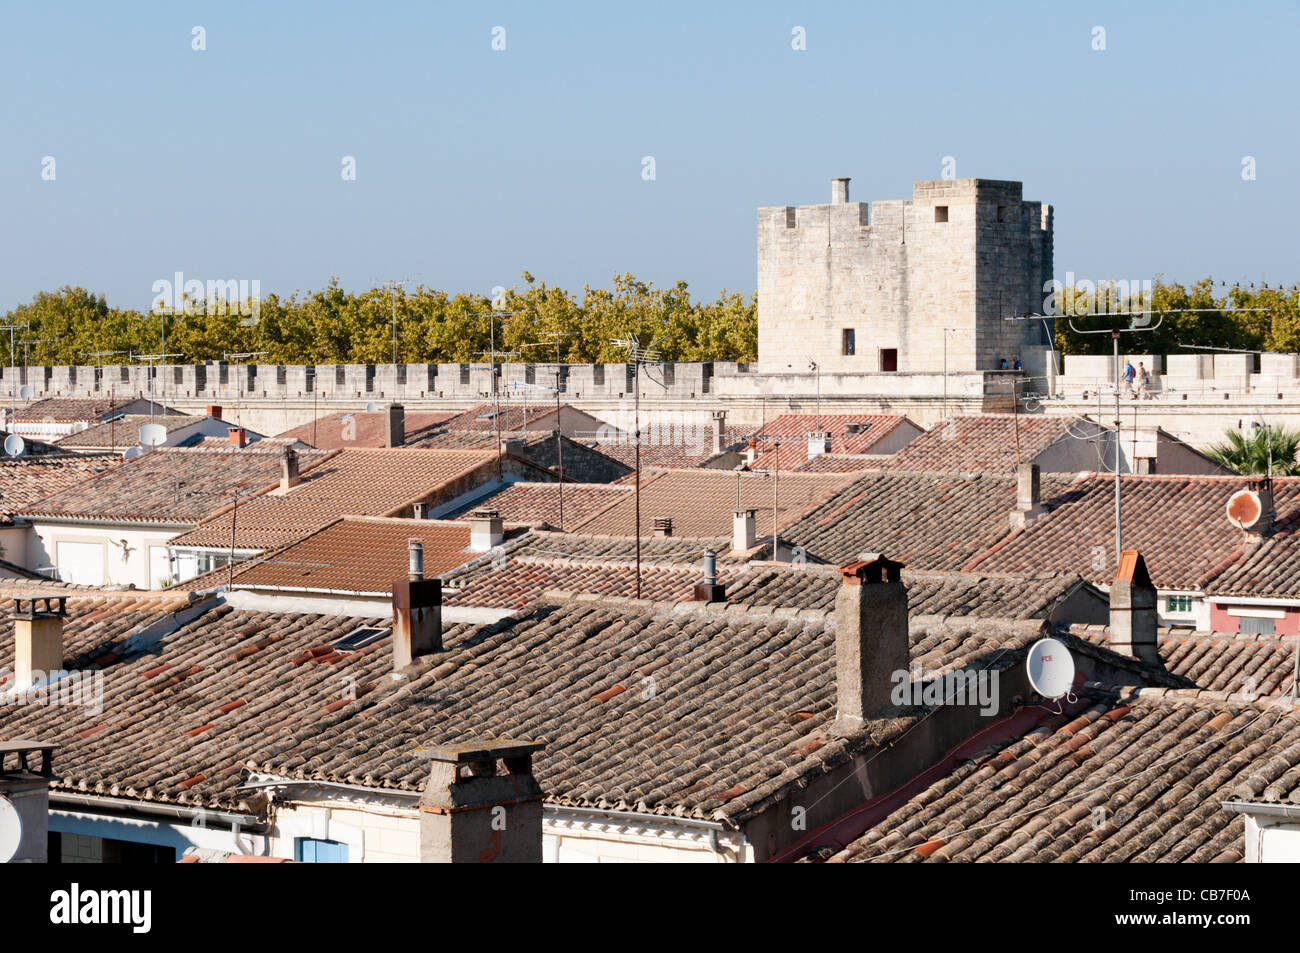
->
<box><xmin>759</xmin><ymin>178</ymin><xmax>1040</xmax><ymax>232</ymax></box>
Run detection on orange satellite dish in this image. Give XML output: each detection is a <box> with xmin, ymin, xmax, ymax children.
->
<box><xmin>1226</xmin><ymin>489</ymin><xmax>1262</xmax><ymax>529</ymax></box>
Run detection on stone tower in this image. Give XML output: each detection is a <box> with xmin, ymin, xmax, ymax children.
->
<box><xmin>757</xmin><ymin>177</ymin><xmax>1053</xmax><ymax>374</ymax></box>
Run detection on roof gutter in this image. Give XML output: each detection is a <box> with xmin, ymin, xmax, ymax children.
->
<box><xmin>50</xmin><ymin>791</ymin><xmax>267</xmax><ymax>832</ymax></box>
<box><xmin>1222</xmin><ymin>799</ymin><xmax>1300</xmax><ymax>820</ymax></box>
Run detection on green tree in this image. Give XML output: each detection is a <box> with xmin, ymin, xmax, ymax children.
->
<box><xmin>1206</xmin><ymin>425</ymin><xmax>1300</xmax><ymax>476</ymax></box>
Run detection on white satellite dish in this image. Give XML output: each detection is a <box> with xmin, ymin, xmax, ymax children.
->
<box><xmin>17</xmin><ymin>385</ymin><xmax>32</xmax><ymax>402</ymax></box>
<box><xmin>0</xmin><ymin>794</ymin><xmax>22</xmax><ymax>863</ymax></box>
<box><xmin>122</xmin><ymin>445</ymin><xmax>144</xmax><ymax>461</ymax></box>
<box><xmin>365</xmin><ymin>401</ymin><xmax>378</xmax><ymax>413</ymax></box>
<box><xmin>139</xmin><ymin>423</ymin><xmax>168</xmax><ymax>447</ymax></box>
<box><xmin>3</xmin><ymin>434</ymin><xmax>25</xmax><ymax>457</ymax></box>
<box><xmin>1026</xmin><ymin>638</ymin><xmax>1075</xmax><ymax>700</ymax></box>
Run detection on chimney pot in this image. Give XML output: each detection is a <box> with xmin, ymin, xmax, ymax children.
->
<box><xmin>227</xmin><ymin>426</ymin><xmax>247</xmax><ymax>448</ymax></box>
<box><xmin>831</xmin><ymin>177</ymin><xmax>850</xmax><ymax>204</ymax></box>
<box><xmin>412</xmin><ymin>501</ymin><xmax>427</xmax><ymax>520</ymax></box>
<box><xmin>694</xmin><ymin>549</ymin><xmax>726</xmax><ymax>603</ymax></box>
<box><xmin>833</xmin><ymin>555</ymin><xmax>908</xmax><ymax>733</ymax></box>
<box><xmin>807</xmin><ymin>432</ymin><xmax>830</xmax><ymax>460</ymax></box>
<box><xmin>409</xmin><ymin>539</ymin><xmax>424</xmax><ymax>580</ymax></box>
<box><xmin>653</xmin><ymin>516</ymin><xmax>674</xmax><ymax>538</ymax></box>
<box><xmin>386</xmin><ymin>403</ymin><xmax>406</xmax><ymax>448</ymax></box>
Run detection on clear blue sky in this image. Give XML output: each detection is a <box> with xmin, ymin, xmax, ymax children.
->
<box><xmin>1</xmin><ymin>0</ymin><xmax>1296</xmax><ymax>313</ymax></box>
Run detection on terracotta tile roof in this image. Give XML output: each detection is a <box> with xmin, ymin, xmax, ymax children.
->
<box><xmin>794</xmin><ymin>454</ymin><xmax>884</xmax><ymax>473</ymax></box>
<box><xmin>824</xmin><ymin>687</ymin><xmax>1293</xmax><ymax>862</ymax></box>
<box><xmin>438</xmin><ymin>481</ymin><xmax>629</xmax><ymax>530</ymax></box>
<box><xmin>968</xmin><ymin>475</ymin><xmax>1300</xmax><ymax>591</ymax></box>
<box><xmin>15</xmin><ymin>445</ymin><xmax>324</xmax><ymax>525</ymax></box>
<box><xmin>1071</xmin><ymin>625</ymin><xmax>1297</xmax><ymax>696</ymax></box>
<box><xmin>882</xmin><ymin>415</ymin><xmax>1084</xmax><ymax>473</ymax></box>
<box><xmin>439</xmin><ymin>402</ymin><xmax>563</xmax><ymax>432</ymax></box>
<box><xmin>779</xmin><ymin>470</ymin><xmax>1077</xmax><ymax>570</ymax></box>
<box><xmin>170</xmin><ymin>448</ymin><xmax>504</xmax><ymax>550</ymax></box>
<box><xmin>12</xmin><ymin>397</ymin><xmax>171</xmax><ymax>423</ymax></box>
<box><xmin>228</xmin><ymin>517</ymin><xmax>521</xmax><ymax>595</ymax></box>
<box><xmin>0</xmin><ymin>590</ymin><xmax>1159</xmax><ymax>822</ymax></box>
<box><xmin>54</xmin><ymin>414</ymin><xmax>205</xmax><ymax>449</ymax></box>
<box><xmin>753</xmin><ymin>414</ymin><xmax>917</xmax><ymax>470</ymax></box>
<box><xmin>569</xmin><ymin>468</ymin><xmax>855</xmax><ymax>538</ymax></box>
<box><xmin>0</xmin><ymin>455</ymin><xmax>119</xmax><ymax>524</ymax></box>
<box><xmin>727</xmin><ymin>565</ymin><xmax>1097</xmax><ymax>617</ymax></box>
<box><xmin>1207</xmin><ymin>499</ymin><xmax>1300</xmax><ymax>597</ymax></box>
<box><xmin>274</xmin><ymin>410</ymin><xmax>459</xmax><ymax>449</ymax></box>
<box><xmin>587</xmin><ymin>426</ymin><xmax>751</xmax><ymax>468</ymax></box>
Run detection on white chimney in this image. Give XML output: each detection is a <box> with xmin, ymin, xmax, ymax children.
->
<box><xmin>1008</xmin><ymin>462</ymin><xmax>1045</xmax><ymax>529</ymax></box>
<box><xmin>732</xmin><ymin>508</ymin><xmax>757</xmax><ymax>552</ymax></box>
<box><xmin>469</xmin><ymin>508</ymin><xmax>504</xmax><ymax>552</ymax></box>
<box><xmin>280</xmin><ymin>444</ymin><xmax>300</xmax><ymax>490</ymax></box>
<box><xmin>807</xmin><ymin>432</ymin><xmax>830</xmax><ymax>460</ymax></box>
<box><xmin>831</xmin><ymin>177</ymin><xmax>850</xmax><ymax>204</ymax></box>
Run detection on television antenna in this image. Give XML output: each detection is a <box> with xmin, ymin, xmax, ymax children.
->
<box><xmin>223</xmin><ymin>351</ymin><xmax>268</xmax><ymax>430</ymax></box>
<box><xmin>0</xmin><ymin>323</ymin><xmax>30</xmax><ymax>426</ymax></box>
<box><xmin>376</xmin><ymin>276</ymin><xmax>419</xmax><ymax>366</ymax></box>
<box><xmin>132</xmin><ymin>350</ymin><xmax>183</xmax><ymax>425</ymax></box>
<box><xmin>471</xmin><ymin>309</ymin><xmax>525</xmax><ymax>479</ymax></box>
<box><xmin>612</xmin><ymin>334</ymin><xmax>662</xmax><ymax>599</ymax></box>
<box><xmin>1066</xmin><ymin>316</ymin><xmax>1165</xmax><ymax>568</ymax></box>
<box><xmin>519</xmin><ymin>332</ymin><xmax>575</xmax><ymax>527</ymax></box>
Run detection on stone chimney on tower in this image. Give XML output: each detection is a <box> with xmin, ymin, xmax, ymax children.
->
<box><xmin>833</xmin><ymin>555</ymin><xmax>909</xmax><ymax>734</ymax></box>
<box><xmin>831</xmin><ymin>177</ymin><xmax>850</xmax><ymax>204</ymax></box>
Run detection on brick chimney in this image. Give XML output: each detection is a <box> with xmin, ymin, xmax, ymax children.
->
<box><xmin>693</xmin><ymin>549</ymin><xmax>725</xmax><ymax>603</ymax></box>
<box><xmin>12</xmin><ymin>596</ymin><xmax>67</xmax><ymax>688</ymax></box>
<box><xmin>415</xmin><ymin>740</ymin><xmax>546</xmax><ymax>863</ymax></box>
<box><xmin>732</xmin><ymin>508</ymin><xmax>757</xmax><ymax>552</ymax></box>
<box><xmin>227</xmin><ymin>426</ymin><xmax>247</xmax><ymax>448</ymax></box>
<box><xmin>833</xmin><ymin>555</ymin><xmax>909</xmax><ymax>734</ymax></box>
<box><xmin>386</xmin><ymin>403</ymin><xmax>405</xmax><ymax>448</ymax></box>
<box><xmin>1009</xmin><ymin>462</ymin><xmax>1046</xmax><ymax>530</ymax></box>
<box><xmin>1109</xmin><ymin>550</ymin><xmax>1159</xmax><ymax>664</ymax></box>
<box><xmin>280</xmin><ymin>445</ymin><xmax>300</xmax><ymax>490</ymax></box>
<box><xmin>831</xmin><ymin>177</ymin><xmax>850</xmax><ymax>204</ymax></box>
<box><xmin>206</xmin><ymin>405</ymin><xmax>223</xmax><ymax>420</ymax></box>
<box><xmin>711</xmin><ymin>410</ymin><xmax>727</xmax><ymax>457</ymax></box>
<box><xmin>653</xmin><ymin>516</ymin><xmax>674</xmax><ymax>538</ymax></box>
<box><xmin>468</xmin><ymin>508</ymin><xmax>504</xmax><ymax>552</ymax></box>
<box><xmin>0</xmin><ymin>739</ymin><xmax>58</xmax><ymax>863</ymax></box>
<box><xmin>392</xmin><ymin>541</ymin><xmax>441</xmax><ymax>670</ymax></box>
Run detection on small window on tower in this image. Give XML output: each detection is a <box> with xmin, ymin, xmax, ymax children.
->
<box><xmin>996</xmin><ymin>206</ymin><xmax>1006</xmax><ymax>222</ymax></box>
<box><xmin>841</xmin><ymin>329</ymin><xmax>856</xmax><ymax>356</ymax></box>
<box><xmin>934</xmin><ymin>205</ymin><xmax>948</xmax><ymax>223</ymax></box>
<box><xmin>881</xmin><ymin>348</ymin><xmax>898</xmax><ymax>372</ymax></box>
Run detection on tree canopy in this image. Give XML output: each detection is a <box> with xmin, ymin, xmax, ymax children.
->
<box><xmin>0</xmin><ymin>274</ymin><xmax>758</xmax><ymax>366</ymax></box>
